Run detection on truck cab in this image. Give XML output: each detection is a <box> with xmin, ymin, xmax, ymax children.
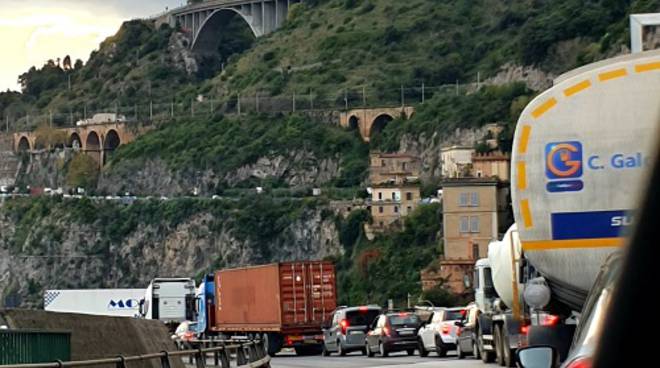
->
<box><xmin>474</xmin><ymin>258</ymin><xmax>497</xmax><ymax>314</ymax></box>
<box><xmin>140</xmin><ymin>278</ymin><xmax>196</xmax><ymax>329</ymax></box>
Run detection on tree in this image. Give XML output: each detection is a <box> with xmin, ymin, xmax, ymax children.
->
<box><xmin>74</xmin><ymin>59</ymin><xmax>84</xmax><ymax>70</ymax></box>
<box><xmin>33</xmin><ymin>123</ymin><xmax>67</xmax><ymax>149</ymax></box>
<box><xmin>62</xmin><ymin>55</ymin><xmax>72</xmax><ymax>71</ymax></box>
<box><xmin>66</xmin><ymin>153</ymin><xmax>99</xmax><ymax>190</ymax></box>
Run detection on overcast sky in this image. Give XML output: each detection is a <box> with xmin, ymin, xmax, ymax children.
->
<box><xmin>0</xmin><ymin>0</ymin><xmax>183</xmax><ymax>92</ymax></box>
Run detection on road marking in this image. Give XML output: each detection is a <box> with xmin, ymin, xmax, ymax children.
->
<box><xmin>518</xmin><ymin>125</ymin><xmax>531</xmax><ymax>154</ymax></box>
<box><xmin>517</xmin><ymin>162</ymin><xmax>527</xmax><ymax>191</ymax></box>
<box><xmin>531</xmin><ymin>98</ymin><xmax>557</xmax><ymax>119</ymax></box>
<box><xmin>563</xmin><ymin>80</ymin><xmax>591</xmax><ymax>97</ymax></box>
<box><xmin>598</xmin><ymin>68</ymin><xmax>627</xmax><ymax>82</ymax></box>
<box><xmin>635</xmin><ymin>61</ymin><xmax>660</xmax><ymax>73</ymax></box>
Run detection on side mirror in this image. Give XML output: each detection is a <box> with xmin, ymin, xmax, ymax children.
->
<box><xmin>516</xmin><ymin>345</ymin><xmax>558</xmax><ymax>368</ymax></box>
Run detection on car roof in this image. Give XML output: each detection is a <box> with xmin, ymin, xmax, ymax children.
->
<box><xmin>338</xmin><ymin>306</ymin><xmax>381</xmax><ymax>313</ymax></box>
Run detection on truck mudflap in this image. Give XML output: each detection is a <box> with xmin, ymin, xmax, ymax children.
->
<box><xmin>284</xmin><ymin>333</ymin><xmax>324</xmax><ymax>347</ymax></box>
<box><xmin>503</xmin><ymin>316</ymin><xmax>529</xmax><ymax>350</ymax></box>
<box><xmin>528</xmin><ymin>325</ymin><xmax>576</xmax><ymax>362</ymax></box>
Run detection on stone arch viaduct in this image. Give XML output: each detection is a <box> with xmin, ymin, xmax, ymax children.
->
<box><xmin>13</xmin><ymin>123</ymin><xmax>137</xmax><ymax>166</ymax></box>
<box><xmin>339</xmin><ymin>107</ymin><xmax>415</xmax><ymax>142</ymax></box>
<box><xmin>163</xmin><ymin>0</ymin><xmax>303</xmax><ymax>53</ymax></box>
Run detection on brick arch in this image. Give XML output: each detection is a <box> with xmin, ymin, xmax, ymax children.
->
<box><xmin>369</xmin><ymin>113</ymin><xmax>395</xmax><ymax>138</ymax></box>
<box><xmin>348</xmin><ymin>115</ymin><xmax>360</xmax><ymax>130</ymax></box>
<box><xmin>69</xmin><ymin>133</ymin><xmax>82</xmax><ymax>149</ymax></box>
<box><xmin>85</xmin><ymin>131</ymin><xmax>102</xmax><ymax>164</ymax></box>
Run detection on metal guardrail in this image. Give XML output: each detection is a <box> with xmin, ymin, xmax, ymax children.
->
<box><xmin>0</xmin><ymin>340</ymin><xmax>270</xmax><ymax>368</ymax></box>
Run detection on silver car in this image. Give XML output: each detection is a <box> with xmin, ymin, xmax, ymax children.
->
<box><xmin>322</xmin><ymin>306</ymin><xmax>381</xmax><ymax>356</ymax></box>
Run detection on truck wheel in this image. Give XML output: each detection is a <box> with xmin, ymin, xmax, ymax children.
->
<box><xmin>407</xmin><ymin>349</ymin><xmax>415</xmax><ymax>356</ymax></box>
<box><xmin>379</xmin><ymin>341</ymin><xmax>389</xmax><ymax>357</ymax></box>
<box><xmin>457</xmin><ymin>342</ymin><xmax>466</xmax><ymax>359</ymax></box>
<box><xmin>337</xmin><ymin>340</ymin><xmax>346</xmax><ymax>356</ymax></box>
<box><xmin>322</xmin><ymin>343</ymin><xmax>330</xmax><ymax>357</ymax></box>
<box><xmin>494</xmin><ymin>325</ymin><xmax>504</xmax><ymax>366</ymax></box>
<box><xmin>479</xmin><ymin>328</ymin><xmax>494</xmax><ymax>363</ymax></box>
<box><xmin>502</xmin><ymin>330</ymin><xmax>515</xmax><ymax>367</ymax></box>
<box><xmin>366</xmin><ymin>342</ymin><xmax>375</xmax><ymax>358</ymax></box>
<box><xmin>435</xmin><ymin>335</ymin><xmax>447</xmax><ymax>358</ymax></box>
<box><xmin>419</xmin><ymin>339</ymin><xmax>429</xmax><ymax>357</ymax></box>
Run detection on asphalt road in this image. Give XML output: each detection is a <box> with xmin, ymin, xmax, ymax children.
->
<box><xmin>270</xmin><ymin>350</ymin><xmax>486</xmax><ymax>368</ymax></box>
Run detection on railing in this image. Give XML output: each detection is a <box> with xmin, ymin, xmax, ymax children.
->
<box><xmin>0</xmin><ymin>340</ymin><xmax>270</xmax><ymax>368</ymax></box>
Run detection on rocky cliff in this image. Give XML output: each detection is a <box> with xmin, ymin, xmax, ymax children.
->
<box><xmin>0</xmin><ymin>197</ymin><xmax>342</xmax><ymax>308</ymax></box>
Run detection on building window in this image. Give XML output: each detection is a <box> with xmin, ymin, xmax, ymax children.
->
<box><xmin>379</xmin><ymin>221</ymin><xmax>384</xmax><ymax>227</ymax></box>
<box><xmin>460</xmin><ymin>216</ymin><xmax>469</xmax><ymax>233</ymax></box>
<box><xmin>471</xmin><ymin>192</ymin><xmax>479</xmax><ymax>207</ymax></box>
<box><xmin>381</xmin><ymin>160</ymin><xmax>386</xmax><ymax>167</ymax></box>
<box><xmin>378</xmin><ymin>192</ymin><xmax>382</xmax><ymax>200</ymax></box>
<box><xmin>402</xmin><ymin>162</ymin><xmax>407</xmax><ymax>170</ymax></box>
<box><xmin>470</xmin><ymin>216</ymin><xmax>480</xmax><ymax>233</ymax></box>
<box><xmin>379</xmin><ymin>206</ymin><xmax>384</xmax><ymax>213</ymax></box>
<box><xmin>394</xmin><ymin>206</ymin><xmax>399</xmax><ymax>213</ymax></box>
<box><xmin>473</xmin><ymin>243</ymin><xmax>480</xmax><ymax>259</ymax></box>
<box><xmin>392</xmin><ymin>192</ymin><xmax>396</xmax><ymax>200</ymax></box>
<box><xmin>459</xmin><ymin>193</ymin><xmax>469</xmax><ymax>207</ymax></box>
<box><xmin>407</xmin><ymin>206</ymin><xmax>412</xmax><ymax>213</ymax></box>
<box><xmin>406</xmin><ymin>192</ymin><xmax>412</xmax><ymax>200</ymax></box>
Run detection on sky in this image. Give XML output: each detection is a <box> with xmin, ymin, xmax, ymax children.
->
<box><xmin>0</xmin><ymin>0</ymin><xmax>184</xmax><ymax>92</ymax></box>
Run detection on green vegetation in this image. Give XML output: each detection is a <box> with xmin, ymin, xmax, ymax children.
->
<box><xmin>109</xmin><ymin>113</ymin><xmax>369</xmax><ymax>188</ymax></box>
<box><xmin>334</xmin><ymin>203</ymin><xmax>442</xmax><ymax>306</ymax></box>
<box><xmin>66</xmin><ymin>154</ymin><xmax>100</xmax><ymax>190</ymax></box>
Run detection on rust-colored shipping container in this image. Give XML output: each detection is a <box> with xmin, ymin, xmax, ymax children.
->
<box><xmin>212</xmin><ymin>261</ymin><xmax>336</xmax><ymax>355</ymax></box>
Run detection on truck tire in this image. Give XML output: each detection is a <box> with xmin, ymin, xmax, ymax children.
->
<box><xmin>337</xmin><ymin>340</ymin><xmax>346</xmax><ymax>356</ymax></box>
<box><xmin>479</xmin><ymin>327</ymin><xmax>495</xmax><ymax>363</ymax></box>
<box><xmin>502</xmin><ymin>330</ymin><xmax>515</xmax><ymax>367</ymax></box>
<box><xmin>457</xmin><ymin>341</ymin><xmax>466</xmax><ymax>359</ymax></box>
<box><xmin>435</xmin><ymin>335</ymin><xmax>447</xmax><ymax>358</ymax></box>
<box><xmin>494</xmin><ymin>325</ymin><xmax>504</xmax><ymax>366</ymax></box>
<box><xmin>379</xmin><ymin>341</ymin><xmax>389</xmax><ymax>357</ymax></box>
<box><xmin>264</xmin><ymin>333</ymin><xmax>281</xmax><ymax>356</ymax></box>
<box><xmin>366</xmin><ymin>342</ymin><xmax>375</xmax><ymax>358</ymax></box>
<box><xmin>322</xmin><ymin>343</ymin><xmax>330</xmax><ymax>357</ymax></box>
<box><xmin>419</xmin><ymin>339</ymin><xmax>429</xmax><ymax>357</ymax></box>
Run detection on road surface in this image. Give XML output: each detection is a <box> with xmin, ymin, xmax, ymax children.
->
<box><xmin>270</xmin><ymin>350</ymin><xmax>485</xmax><ymax>368</ymax></box>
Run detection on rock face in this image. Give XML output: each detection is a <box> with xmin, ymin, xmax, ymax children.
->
<box><xmin>13</xmin><ymin>149</ymin><xmax>76</xmax><ymax>189</ymax></box>
<box><xmin>398</xmin><ymin>126</ymin><xmax>496</xmax><ymax>181</ymax></box>
<box><xmin>99</xmin><ymin>150</ymin><xmax>342</xmax><ymax>196</ymax></box>
<box><xmin>0</xmin><ymin>198</ymin><xmax>342</xmax><ymax>309</ymax></box>
<box><xmin>169</xmin><ymin>32</ymin><xmax>199</xmax><ymax>75</ymax></box>
<box><xmin>485</xmin><ymin>63</ymin><xmax>554</xmax><ymax>91</ymax></box>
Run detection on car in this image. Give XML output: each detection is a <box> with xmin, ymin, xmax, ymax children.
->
<box><xmin>455</xmin><ymin>303</ymin><xmax>480</xmax><ymax>359</ymax></box>
<box><xmin>322</xmin><ymin>305</ymin><xmax>381</xmax><ymax>356</ymax></box>
<box><xmin>172</xmin><ymin>320</ymin><xmax>198</xmax><ymax>350</ymax></box>
<box><xmin>516</xmin><ymin>252</ymin><xmax>622</xmax><ymax>368</ymax></box>
<box><xmin>365</xmin><ymin>311</ymin><xmax>422</xmax><ymax>357</ymax></box>
<box><xmin>418</xmin><ymin>307</ymin><xmax>466</xmax><ymax>357</ymax></box>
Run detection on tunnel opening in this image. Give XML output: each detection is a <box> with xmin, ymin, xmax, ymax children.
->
<box><xmin>192</xmin><ymin>9</ymin><xmax>257</xmax><ymax>79</ymax></box>
<box><xmin>17</xmin><ymin>136</ymin><xmax>30</xmax><ymax>152</ymax></box>
<box><xmin>69</xmin><ymin>133</ymin><xmax>82</xmax><ymax>150</ymax></box>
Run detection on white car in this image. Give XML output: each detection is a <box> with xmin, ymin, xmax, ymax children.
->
<box><xmin>418</xmin><ymin>307</ymin><xmax>466</xmax><ymax>357</ymax></box>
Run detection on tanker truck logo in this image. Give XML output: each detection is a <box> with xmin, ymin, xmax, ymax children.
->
<box><xmin>545</xmin><ymin>141</ymin><xmax>583</xmax><ymax>192</ymax></box>
<box><xmin>108</xmin><ymin>299</ymin><xmax>140</xmax><ymax>310</ymax></box>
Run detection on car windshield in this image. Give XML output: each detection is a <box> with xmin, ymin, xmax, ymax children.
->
<box><xmin>388</xmin><ymin>314</ymin><xmax>420</xmax><ymax>326</ymax></box>
<box><xmin>346</xmin><ymin>309</ymin><xmax>380</xmax><ymax>326</ymax></box>
<box><xmin>445</xmin><ymin>310</ymin><xmax>465</xmax><ymax>321</ymax></box>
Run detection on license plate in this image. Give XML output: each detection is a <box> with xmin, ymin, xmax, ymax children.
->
<box><xmin>350</xmin><ymin>330</ymin><xmax>362</xmax><ymax>335</ymax></box>
<box><xmin>304</xmin><ymin>339</ymin><xmax>317</xmax><ymax>344</ymax></box>
<box><xmin>399</xmin><ymin>330</ymin><xmax>413</xmax><ymax>336</ymax></box>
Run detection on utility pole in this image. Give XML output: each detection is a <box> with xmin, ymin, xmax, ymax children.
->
<box><xmin>67</xmin><ymin>74</ymin><xmax>71</xmax><ymax>91</ymax></box>
<box><xmin>237</xmin><ymin>93</ymin><xmax>241</xmax><ymax>115</ymax></box>
<box><xmin>5</xmin><ymin>114</ymin><xmax>9</xmax><ymax>133</ymax></box>
<box><xmin>135</xmin><ymin>104</ymin><xmax>138</xmax><ymax>121</ymax></box>
<box><xmin>421</xmin><ymin>82</ymin><xmax>425</xmax><ymax>104</ymax></box>
<box><xmin>150</xmin><ymin>101</ymin><xmax>153</xmax><ymax>121</ymax></box>
<box><xmin>191</xmin><ymin>99</ymin><xmax>194</xmax><ymax>117</ymax></box>
<box><xmin>310</xmin><ymin>90</ymin><xmax>314</xmax><ymax>110</ymax></box>
<box><xmin>401</xmin><ymin>85</ymin><xmax>405</xmax><ymax>107</ymax></box>
<box><xmin>171</xmin><ymin>100</ymin><xmax>174</xmax><ymax>118</ymax></box>
<box><xmin>292</xmin><ymin>92</ymin><xmax>296</xmax><ymax>113</ymax></box>
<box><xmin>362</xmin><ymin>86</ymin><xmax>366</xmax><ymax>107</ymax></box>
<box><xmin>210</xmin><ymin>99</ymin><xmax>214</xmax><ymax>115</ymax></box>
<box><xmin>477</xmin><ymin>71</ymin><xmax>481</xmax><ymax>90</ymax></box>
<box><xmin>344</xmin><ymin>89</ymin><xmax>348</xmax><ymax>110</ymax></box>
<box><xmin>455</xmin><ymin>79</ymin><xmax>459</xmax><ymax>96</ymax></box>
<box><xmin>49</xmin><ymin>110</ymin><xmax>53</xmax><ymax>128</ymax></box>
<box><xmin>256</xmin><ymin>93</ymin><xmax>259</xmax><ymax>113</ymax></box>
<box><xmin>83</xmin><ymin>103</ymin><xmax>87</xmax><ymax>120</ymax></box>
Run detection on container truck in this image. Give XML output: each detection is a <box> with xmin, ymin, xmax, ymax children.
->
<box><xmin>473</xmin><ymin>48</ymin><xmax>660</xmax><ymax>366</ymax></box>
<box><xmin>192</xmin><ymin>274</ymin><xmax>215</xmax><ymax>338</ymax></box>
<box><xmin>44</xmin><ymin>289</ymin><xmax>145</xmax><ymax>317</ymax></box>
<box><xmin>139</xmin><ymin>278</ymin><xmax>196</xmax><ymax>329</ymax></box>
<box><xmin>210</xmin><ymin>261</ymin><xmax>337</xmax><ymax>356</ymax></box>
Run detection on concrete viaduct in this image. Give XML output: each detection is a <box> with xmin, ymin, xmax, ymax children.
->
<box><xmin>162</xmin><ymin>0</ymin><xmax>303</xmax><ymax>53</ymax></box>
<box><xmin>14</xmin><ymin>123</ymin><xmax>138</xmax><ymax>166</ymax></box>
<box><xmin>339</xmin><ymin>107</ymin><xmax>415</xmax><ymax>142</ymax></box>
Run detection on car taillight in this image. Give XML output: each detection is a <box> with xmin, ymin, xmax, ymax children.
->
<box><xmin>542</xmin><ymin>315</ymin><xmax>560</xmax><ymax>326</ymax></box>
<box><xmin>520</xmin><ymin>325</ymin><xmax>529</xmax><ymax>335</ymax></box>
<box><xmin>441</xmin><ymin>325</ymin><xmax>450</xmax><ymax>334</ymax></box>
<box><xmin>565</xmin><ymin>357</ymin><xmax>593</xmax><ymax>368</ymax></box>
<box><xmin>340</xmin><ymin>319</ymin><xmax>349</xmax><ymax>334</ymax></box>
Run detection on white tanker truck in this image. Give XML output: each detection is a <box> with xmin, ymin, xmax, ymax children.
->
<box><xmin>473</xmin><ymin>48</ymin><xmax>660</xmax><ymax>366</ymax></box>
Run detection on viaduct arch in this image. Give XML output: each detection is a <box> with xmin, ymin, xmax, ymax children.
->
<box><xmin>340</xmin><ymin>106</ymin><xmax>415</xmax><ymax>142</ymax></box>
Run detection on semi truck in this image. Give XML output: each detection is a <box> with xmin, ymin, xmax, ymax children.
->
<box><xmin>190</xmin><ymin>261</ymin><xmax>337</xmax><ymax>356</ymax></box>
<box><xmin>139</xmin><ymin>278</ymin><xmax>196</xmax><ymax>328</ymax></box>
<box><xmin>43</xmin><ymin>289</ymin><xmax>145</xmax><ymax>317</ymax></box>
<box><xmin>473</xmin><ymin>48</ymin><xmax>660</xmax><ymax>366</ymax></box>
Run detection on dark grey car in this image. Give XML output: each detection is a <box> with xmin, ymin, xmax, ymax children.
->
<box><xmin>322</xmin><ymin>306</ymin><xmax>381</xmax><ymax>356</ymax></box>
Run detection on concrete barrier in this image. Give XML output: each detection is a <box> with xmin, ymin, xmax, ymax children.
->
<box><xmin>0</xmin><ymin>309</ymin><xmax>184</xmax><ymax>368</ymax></box>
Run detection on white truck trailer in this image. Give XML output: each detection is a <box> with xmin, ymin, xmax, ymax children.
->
<box><xmin>139</xmin><ymin>278</ymin><xmax>196</xmax><ymax>328</ymax></box>
<box><xmin>473</xmin><ymin>48</ymin><xmax>660</xmax><ymax>366</ymax></box>
<box><xmin>43</xmin><ymin>289</ymin><xmax>145</xmax><ymax>317</ymax></box>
